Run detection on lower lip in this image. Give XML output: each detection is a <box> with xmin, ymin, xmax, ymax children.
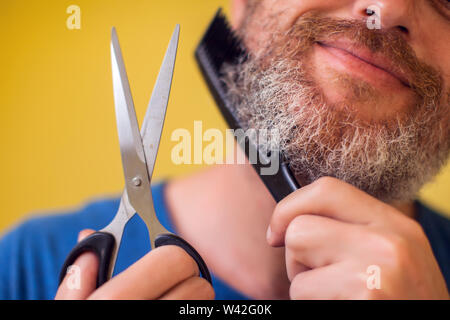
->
<box><xmin>314</xmin><ymin>42</ymin><xmax>407</xmax><ymax>89</ymax></box>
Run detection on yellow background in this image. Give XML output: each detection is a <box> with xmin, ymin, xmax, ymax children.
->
<box><xmin>0</xmin><ymin>0</ymin><xmax>449</xmax><ymax>232</ymax></box>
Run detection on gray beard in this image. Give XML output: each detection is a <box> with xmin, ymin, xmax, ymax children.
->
<box><xmin>222</xmin><ymin>57</ymin><xmax>450</xmax><ymax>203</ymax></box>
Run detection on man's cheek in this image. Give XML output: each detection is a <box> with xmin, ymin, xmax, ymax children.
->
<box><xmin>241</xmin><ymin>0</ymin><xmax>313</xmax><ymax>54</ymax></box>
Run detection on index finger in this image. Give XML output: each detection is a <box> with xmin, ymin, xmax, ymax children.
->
<box><xmin>268</xmin><ymin>177</ymin><xmax>390</xmax><ymax>247</ymax></box>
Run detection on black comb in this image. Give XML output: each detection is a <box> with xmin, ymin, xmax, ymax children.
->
<box><xmin>195</xmin><ymin>8</ymin><xmax>300</xmax><ymax>202</ymax></box>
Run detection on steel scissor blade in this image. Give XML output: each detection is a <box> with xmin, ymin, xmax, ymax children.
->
<box><xmin>111</xmin><ymin>27</ymin><xmax>153</xmax><ymax>212</ymax></box>
<box><xmin>141</xmin><ymin>25</ymin><xmax>180</xmax><ymax>179</ymax></box>
<box><xmin>111</xmin><ymin>27</ymin><xmax>146</xmax><ymax>165</ymax></box>
<box><xmin>110</xmin><ymin>27</ymin><xmax>175</xmax><ymax>247</ymax></box>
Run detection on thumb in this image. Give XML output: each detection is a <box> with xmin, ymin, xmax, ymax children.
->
<box><xmin>55</xmin><ymin>229</ymin><xmax>99</xmax><ymax>300</ymax></box>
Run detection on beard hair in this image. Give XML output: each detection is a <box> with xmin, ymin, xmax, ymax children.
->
<box><xmin>222</xmin><ymin>13</ymin><xmax>450</xmax><ymax>203</ymax></box>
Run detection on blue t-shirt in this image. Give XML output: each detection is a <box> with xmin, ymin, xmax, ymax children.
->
<box><xmin>0</xmin><ymin>183</ymin><xmax>448</xmax><ymax>299</ymax></box>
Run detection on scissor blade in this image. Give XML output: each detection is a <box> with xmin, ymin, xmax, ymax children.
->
<box><xmin>110</xmin><ymin>27</ymin><xmax>170</xmax><ymax>246</ymax></box>
<box><xmin>111</xmin><ymin>27</ymin><xmax>149</xmax><ymax>195</ymax></box>
<box><xmin>141</xmin><ymin>25</ymin><xmax>180</xmax><ymax>179</ymax></box>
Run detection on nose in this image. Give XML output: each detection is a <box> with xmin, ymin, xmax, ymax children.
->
<box><xmin>351</xmin><ymin>0</ymin><xmax>415</xmax><ymax>34</ymax></box>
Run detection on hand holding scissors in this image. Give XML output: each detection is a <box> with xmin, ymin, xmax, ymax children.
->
<box><xmin>58</xmin><ymin>25</ymin><xmax>212</xmax><ymax>289</ymax></box>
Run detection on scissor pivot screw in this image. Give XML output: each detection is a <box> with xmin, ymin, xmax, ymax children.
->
<box><xmin>132</xmin><ymin>177</ymin><xmax>142</xmax><ymax>187</ymax></box>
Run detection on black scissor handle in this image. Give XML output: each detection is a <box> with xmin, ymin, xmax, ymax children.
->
<box><xmin>155</xmin><ymin>233</ymin><xmax>212</xmax><ymax>284</ymax></box>
<box><xmin>58</xmin><ymin>231</ymin><xmax>116</xmax><ymax>288</ymax></box>
<box><xmin>59</xmin><ymin>232</ymin><xmax>212</xmax><ymax>290</ymax></box>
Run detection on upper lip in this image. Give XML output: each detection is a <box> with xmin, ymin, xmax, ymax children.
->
<box><xmin>317</xmin><ymin>39</ymin><xmax>411</xmax><ymax>87</ymax></box>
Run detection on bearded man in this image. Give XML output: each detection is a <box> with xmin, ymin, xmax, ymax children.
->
<box><xmin>1</xmin><ymin>0</ymin><xmax>449</xmax><ymax>300</ymax></box>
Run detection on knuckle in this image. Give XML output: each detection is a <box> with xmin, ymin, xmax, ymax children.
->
<box><xmin>160</xmin><ymin>245</ymin><xmax>199</xmax><ymax>278</ymax></box>
<box><xmin>273</xmin><ymin>200</ymin><xmax>288</xmax><ymax>221</ymax></box>
<box><xmin>271</xmin><ymin>201</ymin><xmax>291</xmax><ymax>233</ymax></box>
<box><xmin>313</xmin><ymin>176</ymin><xmax>337</xmax><ymax>193</ymax></box>
<box><xmin>372</xmin><ymin>232</ymin><xmax>411</xmax><ymax>267</ymax></box>
<box><xmin>285</xmin><ymin>215</ymin><xmax>315</xmax><ymax>249</ymax></box>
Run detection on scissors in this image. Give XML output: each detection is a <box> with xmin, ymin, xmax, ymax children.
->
<box><xmin>59</xmin><ymin>25</ymin><xmax>212</xmax><ymax>288</ymax></box>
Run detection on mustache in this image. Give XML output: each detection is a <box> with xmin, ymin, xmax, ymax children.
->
<box><xmin>262</xmin><ymin>12</ymin><xmax>443</xmax><ymax>103</ymax></box>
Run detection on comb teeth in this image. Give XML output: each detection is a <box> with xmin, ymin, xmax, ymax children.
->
<box><xmin>195</xmin><ymin>8</ymin><xmax>246</xmax><ymax>132</ymax></box>
<box><xmin>197</xmin><ymin>9</ymin><xmax>245</xmax><ymax>74</ymax></box>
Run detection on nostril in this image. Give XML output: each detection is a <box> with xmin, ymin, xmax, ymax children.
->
<box><xmin>397</xmin><ymin>25</ymin><xmax>409</xmax><ymax>34</ymax></box>
<box><xmin>365</xmin><ymin>8</ymin><xmax>375</xmax><ymax>16</ymax></box>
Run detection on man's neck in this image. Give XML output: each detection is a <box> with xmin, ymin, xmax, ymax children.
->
<box><xmin>165</xmin><ymin>160</ymin><xmax>290</xmax><ymax>299</ymax></box>
<box><xmin>164</xmin><ymin>155</ymin><xmax>416</xmax><ymax>299</ymax></box>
